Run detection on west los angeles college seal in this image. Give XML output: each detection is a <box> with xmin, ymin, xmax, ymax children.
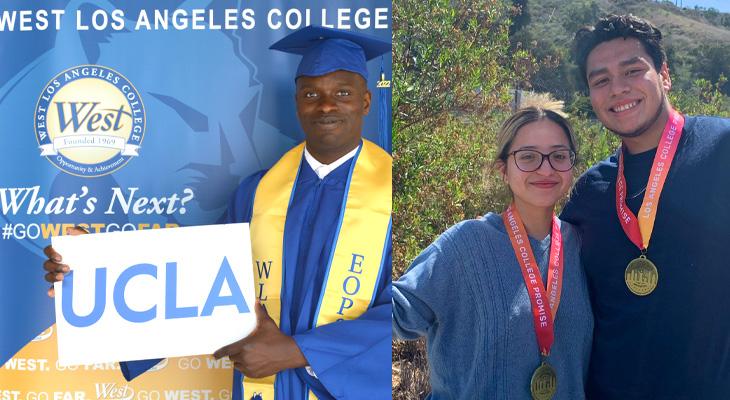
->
<box><xmin>35</xmin><ymin>65</ymin><xmax>145</xmax><ymax>177</ymax></box>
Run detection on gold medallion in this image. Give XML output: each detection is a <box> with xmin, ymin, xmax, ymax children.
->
<box><xmin>530</xmin><ymin>362</ymin><xmax>557</xmax><ymax>400</ymax></box>
<box><xmin>624</xmin><ymin>255</ymin><xmax>658</xmax><ymax>296</ymax></box>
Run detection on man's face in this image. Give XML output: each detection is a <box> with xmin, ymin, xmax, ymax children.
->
<box><xmin>104</xmin><ymin>29</ymin><xmax>294</xmax><ymax>226</ymax></box>
<box><xmin>295</xmin><ymin>70</ymin><xmax>371</xmax><ymax>161</ymax></box>
<box><xmin>586</xmin><ymin>37</ymin><xmax>671</xmax><ymax>138</ymax></box>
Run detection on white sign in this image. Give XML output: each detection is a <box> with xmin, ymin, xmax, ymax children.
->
<box><xmin>52</xmin><ymin>223</ymin><xmax>256</xmax><ymax>366</ymax></box>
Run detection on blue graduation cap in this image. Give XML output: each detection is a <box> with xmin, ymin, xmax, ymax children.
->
<box><xmin>269</xmin><ymin>25</ymin><xmax>391</xmax><ymax>82</ymax></box>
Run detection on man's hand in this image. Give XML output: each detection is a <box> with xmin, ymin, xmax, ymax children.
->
<box><xmin>43</xmin><ymin>226</ymin><xmax>88</xmax><ymax>297</ymax></box>
<box><xmin>213</xmin><ymin>301</ymin><xmax>308</xmax><ymax>378</ymax></box>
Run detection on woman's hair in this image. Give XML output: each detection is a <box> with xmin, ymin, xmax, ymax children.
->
<box><xmin>492</xmin><ymin>98</ymin><xmax>578</xmax><ymax>168</ymax></box>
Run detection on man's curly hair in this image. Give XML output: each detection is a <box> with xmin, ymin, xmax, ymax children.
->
<box><xmin>573</xmin><ymin>14</ymin><xmax>666</xmax><ymax>86</ymax></box>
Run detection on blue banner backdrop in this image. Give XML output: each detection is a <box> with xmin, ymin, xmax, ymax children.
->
<box><xmin>0</xmin><ymin>0</ymin><xmax>391</xmax><ymax>392</ymax></box>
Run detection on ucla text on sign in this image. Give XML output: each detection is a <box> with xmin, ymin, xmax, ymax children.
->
<box><xmin>61</xmin><ymin>257</ymin><xmax>249</xmax><ymax>326</ymax></box>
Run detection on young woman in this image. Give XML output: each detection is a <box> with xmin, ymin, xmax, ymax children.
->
<box><xmin>393</xmin><ymin>103</ymin><xmax>593</xmax><ymax>399</ymax></box>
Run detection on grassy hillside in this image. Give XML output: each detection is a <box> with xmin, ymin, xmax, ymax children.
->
<box><xmin>527</xmin><ymin>0</ymin><xmax>730</xmax><ymax>48</ymax></box>
<box><xmin>515</xmin><ymin>0</ymin><xmax>730</xmax><ymax>100</ymax></box>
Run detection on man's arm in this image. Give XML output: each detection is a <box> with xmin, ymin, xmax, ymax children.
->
<box><xmin>213</xmin><ymin>301</ymin><xmax>307</xmax><ymax>378</ymax></box>
<box><xmin>220</xmin><ymin>170</ymin><xmax>392</xmax><ymax>398</ymax></box>
<box><xmin>120</xmin><ymin>358</ymin><xmax>164</xmax><ymax>381</ymax></box>
<box><xmin>212</xmin><ymin>243</ymin><xmax>392</xmax><ymax>399</ymax></box>
<box><xmin>43</xmin><ymin>226</ymin><xmax>87</xmax><ymax>297</ymax></box>
<box><xmin>291</xmin><ymin>252</ymin><xmax>392</xmax><ymax>400</ymax></box>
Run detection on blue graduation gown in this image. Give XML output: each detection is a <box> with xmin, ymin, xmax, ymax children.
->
<box><xmin>121</xmin><ymin>154</ymin><xmax>392</xmax><ymax>400</ymax></box>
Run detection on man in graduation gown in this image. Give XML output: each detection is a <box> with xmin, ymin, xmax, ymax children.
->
<box><xmin>560</xmin><ymin>15</ymin><xmax>730</xmax><ymax>399</ymax></box>
<box><xmin>43</xmin><ymin>26</ymin><xmax>392</xmax><ymax>400</ymax></box>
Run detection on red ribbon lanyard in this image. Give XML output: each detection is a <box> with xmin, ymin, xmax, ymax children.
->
<box><xmin>616</xmin><ymin>110</ymin><xmax>685</xmax><ymax>251</ymax></box>
<box><xmin>503</xmin><ymin>204</ymin><xmax>564</xmax><ymax>356</ymax></box>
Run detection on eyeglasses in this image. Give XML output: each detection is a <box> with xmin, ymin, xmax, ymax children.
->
<box><xmin>508</xmin><ymin>149</ymin><xmax>576</xmax><ymax>172</ymax></box>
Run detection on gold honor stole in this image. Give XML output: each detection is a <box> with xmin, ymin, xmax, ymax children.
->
<box><xmin>244</xmin><ymin>139</ymin><xmax>392</xmax><ymax>400</ymax></box>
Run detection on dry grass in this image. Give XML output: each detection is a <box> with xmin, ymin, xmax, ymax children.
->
<box><xmin>392</xmin><ymin>339</ymin><xmax>431</xmax><ymax>400</ymax></box>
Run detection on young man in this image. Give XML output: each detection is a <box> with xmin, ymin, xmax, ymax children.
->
<box><xmin>43</xmin><ymin>26</ymin><xmax>392</xmax><ymax>400</ymax></box>
<box><xmin>561</xmin><ymin>14</ymin><xmax>730</xmax><ymax>399</ymax></box>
